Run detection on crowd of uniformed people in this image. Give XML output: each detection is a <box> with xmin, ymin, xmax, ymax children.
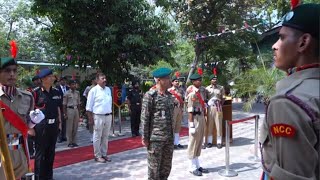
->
<box><xmin>0</xmin><ymin>2</ymin><xmax>319</xmax><ymax>180</ymax></box>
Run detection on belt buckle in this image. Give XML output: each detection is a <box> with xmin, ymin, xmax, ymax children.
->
<box><xmin>48</xmin><ymin>119</ymin><xmax>55</xmax><ymax>124</ymax></box>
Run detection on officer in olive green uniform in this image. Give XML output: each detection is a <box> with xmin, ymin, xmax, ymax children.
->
<box><xmin>205</xmin><ymin>74</ymin><xmax>225</xmax><ymax>148</ymax></box>
<box><xmin>186</xmin><ymin>73</ymin><xmax>209</xmax><ymax>176</ymax></box>
<box><xmin>63</xmin><ymin>80</ymin><xmax>81</xmax><ymax>148</ymax></box>
<box><xmin>168</xmin><ymin>75</ymin><xmax>184</xmax><ymax>149</ymax></box>
<box><xmin>0</xmin><ymin>56</ymin><xmax>34</xmax><ymax>179</ymax></box>
<box><xmin>260</xmin><ymin>4</ymin><xmax>320</xmax><ymax>180</ymax></box>
<box><xmin>141</xmin><ymin>67</ymin><xmax>174</xmax><ymax>180</ymax></box>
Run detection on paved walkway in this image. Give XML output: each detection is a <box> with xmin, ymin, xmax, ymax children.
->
<box><xmin>53</xmin><ymin>103</ymin><xmax>265</xmax><ymax>180</ymax></box>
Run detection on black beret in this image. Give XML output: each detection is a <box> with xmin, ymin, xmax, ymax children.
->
<box><xmin>282</xmin><ymin>4</ymin><xmax>319</xmax><ymax>38</ymax></box>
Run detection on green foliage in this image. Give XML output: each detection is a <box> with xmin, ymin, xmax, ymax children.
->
<box><xmin>31</xmin><ymin>0</ymin><xmax>177</xmax><ymax>83</ymax></box>
<box><xmin>0</xmin><ymin>0</ymin><xmax>57</xmax><ymax>60</ymax></box>
<box><xmin>16</xmin><ymin>66</ymin><xmax>39</xmax><ymax>89</ymax></box>
<box><xmin>233</xmin><ymin>67</ymin><xmax>285</xmax><ymax>111</ymax></box>
<box><xmin>141</xmin><ymin>80</ymin><xmax>153</xmax><ymax>93</ymax></box>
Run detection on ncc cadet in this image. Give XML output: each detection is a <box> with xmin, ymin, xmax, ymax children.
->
<box><xmin>0</xmin><ymin>50</ymin><xmax>35</xmax><ymax>179</ymax></box>
<box><xmin>205</xmin><ymin>74</ymin><xmax>225</xmax><ymax>149</ymax></box>
<box><xmin>141</xmin><ymin>67</ymin><xmax>175</xmax><ymax>180</ymax></box>
<box><xmin>186</xmin><ymin>73</ymin><xmax>209</xmax><ymax>176</ymax></box>
<box><xmin>260</xmin><ymin>3</ymin><xmax>320</xmax><ymax>180</ymax></box>
<box><xmin>168</xmin><ymin>75</ymin><xmax>185</xmax><ymax>149</ymax></box>
<box><xmin>127</xmin><ymin>80</ymin><xmax>143</xmax><ymax>137</ymax></box>
<box><xmin>32</xmin><ymin>69</ymin><xmax>62</xmax><ymax>180</ymax></box>
<box><xmin>63</xmin><ymin>80</ymin><xmax>81</xmax><ymax>148</ymax></box>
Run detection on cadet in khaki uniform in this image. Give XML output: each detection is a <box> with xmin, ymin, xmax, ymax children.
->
<box><xmin>186</xmin><ymin>73</ymin><xmax>209</xmax><ymax>176</ymax></box>
<box><xmin>141</xmin><ymin>68</ymin><xmax>174</xmax><ymax>180</ymax></box>
<box><xmin>63</xmin><ymin>80</ymin><xmax>81</xmax><ymax>148</ymax></box>
<box><xmin>205</xmin><ymin>74</ymin><xmax>225</xmax><ymax>149</ymax></box>
<box><xmin>0</xmin><ymin>55</ymin><xmax>35</xmax><ymax>179</ymax></box>
<box><xmin>168</xmin><ymin>75</ymin><xmax>184</xmax><ymax>149</ymax></box>
<box><xmin>260</xmin><ymin>4</ymin><xmax>320</xmax><ymax>180</ymax></box>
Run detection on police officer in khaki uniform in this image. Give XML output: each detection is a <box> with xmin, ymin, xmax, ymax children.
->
<box><xmin>168</xmin><ymin>75</ymin><xmax>184</xmax><ymax>149</ymax></box>
<box><xmin>260</xmin><ymin>3</ymin><xmax>320</xmax><ymax>180</ymax></box>
<box><xmin>0</xmin><ymin>55</ymin><xmax>35</xmax><ymax>179</ymax></box>
<box><xmin>205</xmin><ymin>74</ymin><xmax>225</xmax><ymax>149</ymax></box>
<box><xmin>186</xmin><ymin>73</ymin><xmax>209</xmax><ymax>176</ymax></box>
<box><xmin>141</xmin><ymin>67</ymin><xmax>175</xmax><ymax>180</ymax></box>
<box><xmin>63</xmin><ymin>80</ymin><xmax>80</xmax><ymax>148</ymax></box>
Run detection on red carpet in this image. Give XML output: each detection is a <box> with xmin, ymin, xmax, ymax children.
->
<box><xmin>30</xmin><ymin>127</ymin><xmax>188</xmax><ymax>169</ymax></box>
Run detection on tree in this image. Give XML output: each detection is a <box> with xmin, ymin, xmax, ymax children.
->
<box><xmin>31</xmin><ymin>0</ymin><xmax>176</xmax><ymax>83</ymax></box>
<box><xmin>0</xmin><ymin>0</ymin><xmax>57</xmax><ymax>60</ymax></box>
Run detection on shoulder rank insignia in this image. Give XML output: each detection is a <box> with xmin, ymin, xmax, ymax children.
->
<box><xmin>270</xmin><ymin>124</ymin><xmax>296</xmax><ymax>138</ymax></box>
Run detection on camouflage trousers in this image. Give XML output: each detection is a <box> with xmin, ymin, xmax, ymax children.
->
<box><xmin>147</xmin><ymin>140</ymin><xmax>174</xmax><ymax>180</ymax></box>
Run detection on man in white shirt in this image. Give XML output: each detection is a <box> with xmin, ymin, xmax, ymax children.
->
<box><xmin>86</xmin><ymin>73</ymin><xmax>113</xmax><ymax>163</ymax></box>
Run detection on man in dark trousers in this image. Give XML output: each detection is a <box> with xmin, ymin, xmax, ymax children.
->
<box><xmin>56</xmin><ymin>76</ymin><xmax>69</xmax><ymax>143</ymax></box>
<box><xmin>32</xmin><ymin>69</ymin><xmax>62</xmax><ymax>180</ymax></box>
<box><xmin>127</xmin><ymin>80</ymin><xmax>143</xmax><ymax>137</ymax></box>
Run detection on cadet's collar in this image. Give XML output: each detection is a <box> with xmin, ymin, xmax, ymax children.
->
<box><xmin>192</xmin><ymin>85</ymin><xmax>200</xmax><ymax>92</ymax></box>
<box><xmin>2</xmin><ymin>85</ymin><xmax>17</xmax><ymax>99</ymax></box>
<box><xmin>287</xmin><ymin>63</ymin><xmax>320</xmax><ymax>76</ymax></box>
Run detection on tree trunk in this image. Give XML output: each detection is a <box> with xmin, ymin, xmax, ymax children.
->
<box><xmin>6</xmin><ymin>20</ymin><xmax>13</xmax><ymax>40</ymax></box>
<box><xmin>186</xmin><ymin>41</ymin><xmax>201</xmax><ymax>84</ymax></box>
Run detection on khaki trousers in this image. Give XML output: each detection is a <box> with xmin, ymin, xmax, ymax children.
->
<box><xmin>188</xmin><ymin>114</ymin><xmax>205</xmax><ymax>159</ymax></box>
<box><xmin>173</xmin><ymin>107</ymin><xmax>183</xmax><ymax>133</ymax></box>
<box><xmin>66</xmin><ymin>108</ymin><xmax>80</xmax><ymax>144</ymax></box>
<box><xmin>93</xmin><ymin>114</ymin><xmax>112</xmax><ymax>158</ymax></box>
<box><xmin>205</xmin><ymin>106</ymin><xmax>223</xmax><ymax>139</ymax></box>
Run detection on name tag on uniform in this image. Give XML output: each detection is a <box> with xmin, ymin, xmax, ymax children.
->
<box><xmin>52</xmin><ymin>96</ymin><xmax>60</xmax><ymax>100</ymax></box>
<box><xmin>48</xmin><ymin>119</ymin><xmax>55</xmax><ymax>124</ymax></box>
<box><xmin>162</xmin><ymin>110</ymin><xmax>166</xmax><ymax>119</ymax></box>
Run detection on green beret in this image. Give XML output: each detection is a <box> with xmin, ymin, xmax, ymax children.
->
<box><xmin>209</xmin><ymin>74</ymin><xmax>217</xmax><ymax>80</ymax></box>
<box><xmin>0</xmin><ymin>57</ymin><xmax>17</xmax><ymax>69</ymax></box>
<box><xmin>152</xmin><ymin>67</ymin><xmax>172</xmax><ymax>78</ymax></box>
<box><xmin>282</xmin><ymin>4</ymin><xmax>319</xmax><ymax>38</ymax></box>
<box><xmin>189</xmin><ymin>73</ymin><xmax>202</xmax><ymax>80</ymax></box>
<box><xmin>171</xmin><ymin>75</ymin><xmax>178</xmax><ymax>81</ymax></box>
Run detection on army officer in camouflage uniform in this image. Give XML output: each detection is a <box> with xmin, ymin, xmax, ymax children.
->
<box><xmin>141</xmin><ymin>67</ymin><xmax>174</xmax><ymax>180</ymax></box>
<box><xmin>260</xmin><ymin>4</ymin><xmax>320</xmax><ymax>180</ymax></box>
<box><xmin>186</xmin><ymin>73</ymin><xmax>209</xmax><ymax>176</ymax></box>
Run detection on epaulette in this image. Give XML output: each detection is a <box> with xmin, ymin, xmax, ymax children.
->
<box><xmin>17</xmin><ymin>88</ymin><xmax>33</xmax><ymax>96</ymax></box>
<box><xmin>147</xmin><ymin>89</ymin><xmax>157</xmax><ymax>97</ymax></box>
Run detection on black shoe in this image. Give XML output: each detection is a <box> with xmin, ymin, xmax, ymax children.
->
<box><xmin>207</xmin><ymin>143</ymin><xmax>213</xmax><ymax>148</ymax></box>
<box><xmin>217</xmin><ymin>143</ymin><xmax>222</xmax><ymax>149</ymax></box>
<box><xmin>57</xmin><ymin>139</ymin><xmax>63</xmax><ymax>143</ymax></box>
<box><xmin>190</xmin><ymin>169</ymin><xmax>202</xmax><ymax>176</ymax></box>
<box><xmin>174</xmin><ymin>145</ymin><xmax>179</xmax><ymax>149</ymax></box>
<box><xmin>202</xmin><ymin>144</ymin><xmax>206</xmax><ymax>149</ymax></box>
<box><xmin>198</xmin><ymin>167</ymin><xmax>209</xmax><ymax>173</ymax></box>
<box><xmin>62</xmin><ymin>138</ymin><xmax>67</xmax><ymax>141</ymax></box>
<box><xmin>177</xmin><ymin>144</ymin><xmax>184</xmax><ymax>149</ymax></box>
<box><xmin>68</xmin><ymin>144</ymin><xmax>74</xmax><ymax>148</ymax></box>
<box><xmin>132</xmin><ymin>134</ymin><xmax>137</xmax><ymax>137</ymax></box>
<box><xmin>72</xmin><ymin>143</ymin><xmax>79</xmax><ymax>147</ymax></box>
